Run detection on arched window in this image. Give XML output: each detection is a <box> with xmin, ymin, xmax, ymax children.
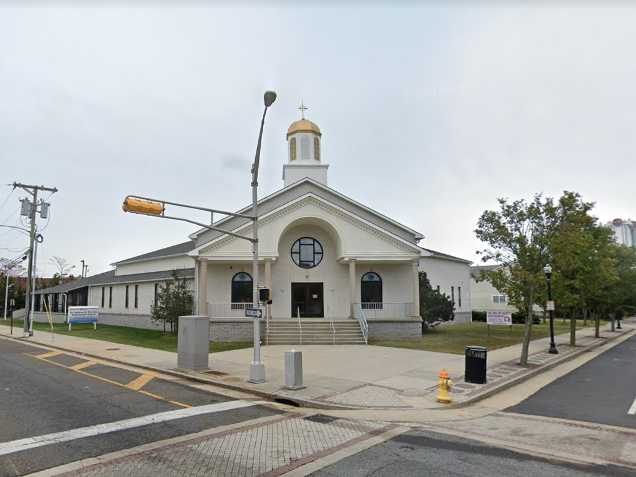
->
<box><xmin>361</xmin><ymin>272</ymin><xmax>382</xmax><ymax>309</ymax></box>
<box><xmin>314</xmin><ymin>137</ymin><xmax>320</xmax><ymax>161</ymax></box>
<box><xmin>289</xmin><ymin>137</ymin><xmax>297</xmax><ymax>161</ymax></box>
<box><xmin>231</xmin><ymin>272</ymin><xmax>253</xmax><ymax>307</ymax></box>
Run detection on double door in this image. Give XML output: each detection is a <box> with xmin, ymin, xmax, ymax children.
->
<box><xmin>291</xmin><ymin>282</ymin><xmax>324</xmax><ymax>318</ymax></box>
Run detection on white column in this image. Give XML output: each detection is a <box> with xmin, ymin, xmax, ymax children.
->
<box><xmin>412</xmin><ymin>259</ymin><xmax>420</xmax><ymax>317</ymax></box>
<box><xmin>264</xmin><ymin>259</ymin><xmax>272</xmax><ymax>290</ymax></box>
<box><xmin>349</xmin><ymin>259</ymin><xmax>357</xmax><ymax>318</ymax></box>
<box><xmin>198</xmin><ymin>259</ymin><xmax>208</xmax><ymax>317</ymax></box>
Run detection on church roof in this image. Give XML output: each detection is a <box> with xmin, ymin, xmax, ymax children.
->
<box><xmin>35</xmin><ymin>268</ymin><xmax>195</xmax><ymax>295</ymax></box>
<box><xmin>420</xmin><ymin>248</ymin><xmax>472</xmax><ymax>264</ymax></box>
<box><xmin>112</xmin><ymin>240</ymin><xmax>195</xmax><ymax>266</ymax></box>
<box><xmin>287</xmin><ymin>119</ymin><xmax>321</xmax><ymax>138</ymax></box>
<box><xmin>190</xmin><ymin>177</ymin><xmax>425</xmax><ymax>247</ymax></box>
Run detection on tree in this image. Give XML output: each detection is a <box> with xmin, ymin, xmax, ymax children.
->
<box><xmin>150</xmin><ymin>270</ymin><xmax>193</xmax><ymax>334</ymax></box>
<box><xmin>475</xmin><ymin>195</ymin><xmax>558</xmax><ymax>365</ymax></box>
<box><xmin>49</xmin><ymin>257</ymin><xmax>75</xmax><ymax>282</ymax></box>
<box><xmin>419</xmin><ymin>271</ymin><xmax>454</xmax><ymax>331</ymax></box>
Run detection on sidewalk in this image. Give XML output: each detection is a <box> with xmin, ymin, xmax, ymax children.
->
<box><xmin>1</xmin><ymin>321</ymin><xmax>633</xmax><ymax>410</ymax></box>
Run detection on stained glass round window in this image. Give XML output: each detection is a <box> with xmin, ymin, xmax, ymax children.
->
<box><xmin>291</xmin><ymin>237</ymin><xmax>323</xmax><ymax>269</ymax></box>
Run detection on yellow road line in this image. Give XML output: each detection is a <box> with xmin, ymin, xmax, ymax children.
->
<box><xmin>26</xmin><ymin>353</ymin><xmax>190</xmax><ymax>409</ymax></box>
<box><xmin>70</xmin><ymin>360</ymin><xmax>97</xmax><ymax>371</ymax></box>
<box><xmin>126</xmin><ymin>372</ymin><xmax>156</xmax><ymax>391</ymax></box>
<box><xmin>35</xmin><ymin>351</ymin><xmax>63</xmax><ymax>359</ymax></box>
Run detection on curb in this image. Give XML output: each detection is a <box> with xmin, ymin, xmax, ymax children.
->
<box><xmin>1</xmin><ymin>327</ymin><xmax>632</xmax><ymax>412</ymax></box>
<box><xmin>446</xmin><ymin>328</ymin><xmax>636</xmax><ymax>409</ymax></box>
<box><xmin>0</xmin><ymin>332</ymin><xmax>357</xmax><ymax>410</ymax></box>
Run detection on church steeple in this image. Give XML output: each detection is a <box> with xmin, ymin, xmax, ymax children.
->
<box><xmin>283</xmin><ymin>101</ymin><xmax>329</xmax><ymax>187</ymax></box>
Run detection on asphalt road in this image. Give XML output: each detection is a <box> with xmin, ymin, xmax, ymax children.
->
<box><xmin>508</xmin><ymin>333</ymin><xmax>636</xmax><ymax>428</ymax></box>
<box><xmin>312</xmin><ymin>430</ymin><xmax>635</xmax><ymax>477</ymax></box>
<box><xmin>0</xmin><ymin>339</ymin><xmax>280</xmax><ymax>476</ymax></box>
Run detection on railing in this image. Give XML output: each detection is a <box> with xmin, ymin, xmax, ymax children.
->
<box><xmin>353</xmin><ymin>304</ymin><xmax>369</xmax><ymax>344</ymax></box>
<box><xmin>356</xmin><ymin>302</ymin><xmax>414</xmax><ymax>319</ymax></box>
<box><xmin>208</xmin><ymin>303</ymin><xmax>254</xmax><ymax>319</ymax></box>
<box><xmin>296</xmin><ymin>306</ymin><xmax>302</xmax><ymax>344</ymax></box>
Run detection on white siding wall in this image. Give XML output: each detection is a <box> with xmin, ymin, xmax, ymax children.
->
<box><xmin>419</xmin><ymin>256</ymin><xmax>472</xmax><ymax>313</ymax></box>
<box><xmin>88</xmin><ymin>280</ymin><xmax>194</xmax><ymax>315</ymax></box>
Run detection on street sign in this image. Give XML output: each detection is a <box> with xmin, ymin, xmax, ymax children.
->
<box><xmin>245</xmin><ymin>307</ymin><xmax>263</xmax><ymax>319</ymax></box>
<box><xmin>546</xmin><ymin>300</ymin><xmax>555</xmax><ymax>311</ymax></box>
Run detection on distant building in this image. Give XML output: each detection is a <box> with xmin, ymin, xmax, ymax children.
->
<box><xmin>470</xmin><ymin>265</ymin><xmax>518</xmax><ymax>314</ymax></box>
<box><xmin>607</xmin><ymin>218</ymin><xmax>636</xmax><ymax>248</ymax></box>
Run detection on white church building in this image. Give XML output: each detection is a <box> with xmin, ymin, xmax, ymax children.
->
<box><xmin>34</xmin><ymin>112</ymin><xmax>472</xmax><ymax>342</ymax></box>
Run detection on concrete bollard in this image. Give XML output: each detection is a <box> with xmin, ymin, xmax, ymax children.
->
<box><xmin>177</xmin><ymin>315</ymin><xmax>210</xmax><ymax>371</ymax></box>
<box><xmin>284</xmin><ymin>349</ymin><xmax>305</xmax><ymax>390</ymax></box>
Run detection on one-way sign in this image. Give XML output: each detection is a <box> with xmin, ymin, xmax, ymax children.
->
<box><xmin>245</xmin><ymin>307</ymin><xmax>263</xmax><ymax>319</ymax></box>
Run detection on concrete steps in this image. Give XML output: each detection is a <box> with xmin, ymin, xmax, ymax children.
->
<box><xmin>265</xmin><ymin>319</ymin><xmax>366</xmax><ymax>345</ymax></box>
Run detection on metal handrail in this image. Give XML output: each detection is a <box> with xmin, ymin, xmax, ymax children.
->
<box><xmin>354</xmin><ymin>304</ymin><xmax>369</xmax><ymax>344</ymax></box>
<box><xmin>330</xmin><ymin>315</ymin><xmax>336</xmax><ymax>344</ymax></box>
<box><xmin>296</xmin><ymin>306</ymin><xmax>302</xmax><ymax>344</ymax></box>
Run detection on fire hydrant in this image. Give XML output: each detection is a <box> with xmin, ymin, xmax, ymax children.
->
<box><xmin>437</xmin><ymin>369</ymin><xmax>453</xmax><ymax>404</ymax></box>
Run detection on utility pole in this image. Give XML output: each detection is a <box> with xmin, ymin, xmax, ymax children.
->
<box><xmin>13</xmin><ymin>182</ymin><xmax>57</xmax><ymax>336</ymax></box>
<box><xmin>80</xmin><ymin>259</ymin><xmax>86</xmax><ymax>278</ymax></box>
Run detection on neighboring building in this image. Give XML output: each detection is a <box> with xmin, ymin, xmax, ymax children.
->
<box><xmin>470</xmin><ymin>265</ymin><xmax>517</xmax><ymax>314</ymax></box>
<box><xmin>34</xmin><ymin>110</ymin><xmax>472</xmax><ymax>341</ymax></box>
<box><xmin>607</xmin><ymin>218</ymin><xmax>636</xmax><ymax>248</ymax></box>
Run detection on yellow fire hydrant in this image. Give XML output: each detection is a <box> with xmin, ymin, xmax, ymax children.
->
<box><xmin>437</xmin><ymin>369</ymin><xmax>453</xmax><ymax>404</ymax></box>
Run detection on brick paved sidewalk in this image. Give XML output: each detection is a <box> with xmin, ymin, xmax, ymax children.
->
<box><xmin>36</xmin><ymin>413</ymin><xmax>401</xmax><ymax>477</ymax></box>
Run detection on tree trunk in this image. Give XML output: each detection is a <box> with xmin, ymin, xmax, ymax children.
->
<box><xmin>570</xmin><ymin>309</ymin><xmax>576</xmax><ymax>347</ymax></box>
<box><xmin>583</xmin><ymin>307</ymin><xmax>588</xmax><ymax>326</ymax></box>
<box><xmin>520</xmin><ymin>288</ymin><xmax>534</xmax><ymax>366</ymax></box>
<box><xmin>594</xmin><ymin>312</ymin><xmax>600</xmax><ymax>338</ymax></box>
<box><xmin>542</xmin><ymin>309</ymin><xmax>547</xmax><ymax>324</ymax></box>
<box><xmin>610</xmin><ymin>312</ymin><xmax>615</xmax><ymax>332</ymax></box>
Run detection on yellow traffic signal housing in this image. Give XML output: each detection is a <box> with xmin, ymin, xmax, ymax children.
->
<box><xmin>122</xmin><ymin>197</ymin><xmax>164</xmax><ymax>216</ymax></box>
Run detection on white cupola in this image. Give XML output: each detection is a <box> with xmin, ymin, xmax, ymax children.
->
<box><xmin>283</xmin><ymin>101</ymin><xmax>329</xmax><ymax>187</ymax></box>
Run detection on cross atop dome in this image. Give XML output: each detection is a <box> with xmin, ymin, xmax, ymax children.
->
<box><xmin>298</xmin><ymin>100</ymin><xmax>308</xmax><ymax>119</ymax></box>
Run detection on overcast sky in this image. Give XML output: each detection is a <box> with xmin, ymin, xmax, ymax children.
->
<box><xmin>1</xmin><ymin>3</ymin><xmax>635</xmax><ymax>277</ymax></box>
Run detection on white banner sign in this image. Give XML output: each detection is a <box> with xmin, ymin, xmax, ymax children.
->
<box><xmin>487</xmin><ymin>311</ymin><xmax>512</xmax><ymax>326</ymax></box>
<box><xmin>67</xmin><ymin>306</ymin><xmax>99</xmax><ymax>330</ymax></box>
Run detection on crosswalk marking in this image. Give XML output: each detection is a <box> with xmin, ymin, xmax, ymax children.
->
<box><xmin>629</xmin><ymin>397</ymin><xmax>636</xmax><ymax>416</ymax></box>
<box><xmin>0</xmin><ymin>400</ymin><xmax>261</xmax><ymax>457</ymax></box>
<box><xmin>35</xmin><ymin>351</ymin><xmax>63</xmax><ymax>359</ymax></box>
<box><xmin>126</xmin><ymin>372</ymin><xmax>156</xmax><ymax>391</ymax></box>
<box><xmin>69</xmin><ymin>360</ymin><xmax>96</xmax><ymax>371</ymax></box>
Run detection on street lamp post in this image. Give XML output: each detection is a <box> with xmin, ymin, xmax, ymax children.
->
<box><xmin>248</xmin><ymin>90</ymin><xmax>277</xmax><ymax>384</ymax></box>
<box><xmin>544</xmin><ymin>264</ymin><xmax>558</xmax><ymax>354</ymax></box>
<box><xmin>121</xmin><ymin>91</ymin><xmax>277</xmax><ymax>384</ymax></box>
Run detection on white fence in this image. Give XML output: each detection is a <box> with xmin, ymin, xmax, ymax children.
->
<box><xmin>354</xmin><ymin>302</ymin><xmax>415</xmax><ymax>319</ymax></box>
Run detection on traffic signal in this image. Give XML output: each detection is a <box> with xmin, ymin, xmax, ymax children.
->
<box><xmin>259</xmin><ymin>287</ymin><xmax>270</xmax><ymax>303</ymax></box>
<box><xmin>122</xmin><ymin>197</ymin><xmax>164</xmax><ymax>216</ymax></box>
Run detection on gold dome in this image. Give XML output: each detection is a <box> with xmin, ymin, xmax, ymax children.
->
<box><xmin>287</xmin><ymin>119</ymin><xmax>321</xmax><ymax>139</ymax></box>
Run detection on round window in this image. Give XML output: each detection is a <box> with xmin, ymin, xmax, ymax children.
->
<box><xmin>291</xmin><ymin>237</ymin><xmax>323</xmax><ymax>269</ymax></box>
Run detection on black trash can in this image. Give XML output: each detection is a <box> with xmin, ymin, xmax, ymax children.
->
<box><xmin>465</xmin><ymin>346</ymin><xmax>487</xmax><ymax>384</ymax></box>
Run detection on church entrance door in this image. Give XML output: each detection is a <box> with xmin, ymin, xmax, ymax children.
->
<box><xmin>291</xmin><ymin>282</ymin><xmax>324</xmax><ymax>318</ymax></box>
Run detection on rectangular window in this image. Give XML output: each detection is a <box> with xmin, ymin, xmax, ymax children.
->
<box><xmin>101</xmin><ymin>287</ymin><xmax>105</xmax><ymax>308</ymax></box>
<box><xmin>492</xmin><ymin>295</ymin><xmax>507</xmax><ymax>304</ymax></box>
<box><xmin>125</xmin><ymin>285</ymin><xmax>129</xmax><ymax>308</ymax></box>
<box><xmin>154</xmin><ymin>283</ymin><xmax>158</xmax><ymax>308</ymax></box>
<box><xmin>451</xmin><ymin>286</ymin><xmax>455</xmax><ymax>304</ymax></box>
<box><xmin>134</xmin><ymin>285</ymin><xmax>139</xmax><ymax>309</ymax></box>
<box><xmin>458</xmin><ymin>286</ymin><xmax>462</xmax><ymax>308</ymax></box>
<box><xmin>109</xmin><ymin>287</ymin><xmax>112</xmax><ymax>308</ymax></box>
